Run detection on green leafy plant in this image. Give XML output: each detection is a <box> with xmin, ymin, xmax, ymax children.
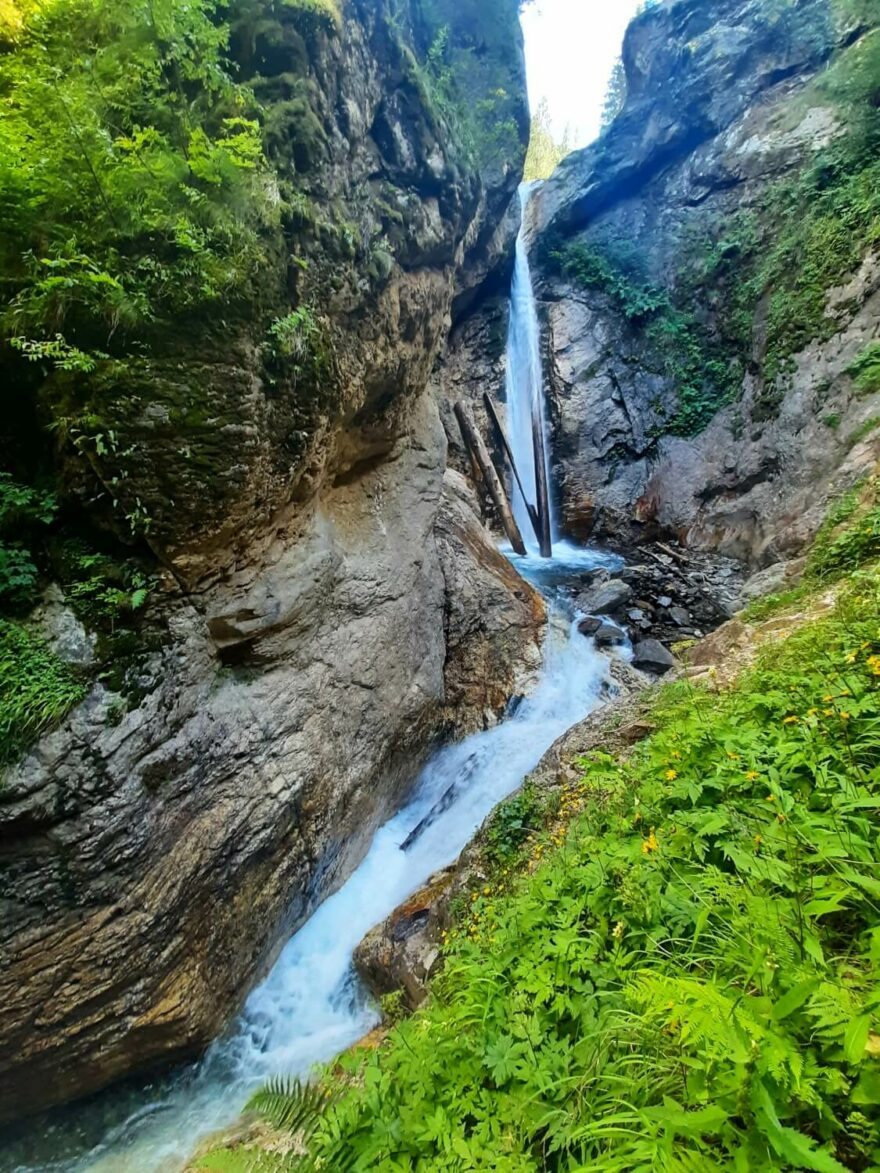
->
<box><xmin>0</xmin><ymin>620</ymin><xmax>85</xmax><ymax>767</ymax></box>
<box><xmin>242</xmin><ymin>556</ymin><xmax>880</xmax><ymax>1171</ymax></box>
<box><xmin>848</xmin><ymin>344</ymin><xmax>880</xmax><ymax>397</ymax></box>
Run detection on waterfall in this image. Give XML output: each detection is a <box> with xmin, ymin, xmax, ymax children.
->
<box><xmin>505</xmin><ymin>184</ymin><xmax>555</xmax><ymax>556</ymax></box>
<box><xmin>4</xmin><ymin>558</ymin><xmax>621</xmax><ymax>1173</ymax></box>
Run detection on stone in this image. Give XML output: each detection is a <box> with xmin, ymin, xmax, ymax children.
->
<box><xmin>594</xmin><ymin>621</ymin><xmax>627</xmax><ymax>647</ymax></box>
<box><xmin>669</xmin><ymin>606</ymin><xmax>692</xmax><ymax>627</ymax></box>
<box><xmin>632</xmin><ymin>639</ymin><xmax>677</xmax><ymax>674</ymax></box>
<box><xmin>579</xmin><ymin>578</ymin><xmax>632</xmax><ymax>616</ymax></box>
<box><xmin>577</xmin><ymin>616</ymin><xmax>602</xmax><ymax>636</ymax></box>
<box><xmin>31</xmin><ymin>585</ymin><xmax>96</xmax><ymax>667</ymax></box>
<box><xmin>657</xmin><ymin>595</ymin><xmax>672</xmax><ymax>608</ymax></box>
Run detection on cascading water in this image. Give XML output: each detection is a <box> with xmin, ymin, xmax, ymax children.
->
<box><xmin>505</xmin><ymin>184</ymin><xmax>556</xmax><ymax>555</ymax></box>
<box><xmin>4</xmin><ymin>551</ymin><xmax>620</xmax><ymax>1173</ymax></box>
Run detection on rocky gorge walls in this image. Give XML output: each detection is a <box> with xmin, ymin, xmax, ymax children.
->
<box><xmin>441</xmin><ymin>0</ymin><xmax>880</xmax><ymax>567</ymax></box>
<box><xmin>0</xmin><ymin>0</ymin><xmax>543</xmax><ymax>1125</ymax></box>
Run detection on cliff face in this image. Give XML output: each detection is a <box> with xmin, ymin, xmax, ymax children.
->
<box><xmin>0</xmin><ymin>0</ymin><xmax>538</xmax><ymax>1123</ymax></box>
<box><xmin>446</xmin><ymin>0</ymin><xmax>880</xmax><ymax>565</ymax></box>
<box><xmin>533</xmin><ymin>0</ymin><xmax>880</xmax><ymax>563</ymax></box>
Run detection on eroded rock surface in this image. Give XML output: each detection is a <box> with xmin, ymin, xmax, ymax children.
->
<box><xmin>0</xmin><ymin>0</ymin><xmax>533</xmax><ymax>1124</ymax></box>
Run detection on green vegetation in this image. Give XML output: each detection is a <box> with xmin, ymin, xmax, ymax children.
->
<box><xmin>0</xmin><ymin>0</ymin><xmax>276</xmax><ymax>374</ymax></box>
<box><xmin>849</xmin><ymin>345</ymin><xmax>880</xmax><ymax>397</ymax></box>
<box><xmin>546</xmin><ymin>239</ymin><xmax>740</xmax><ymax>435</ymax></box>
<box><xmin>198</xmin><ymin>495</ymin><xmax>880</xmax><ymax>1171</ymax></box>
<box><xmin>0</xmin><ymin>472</ymin><xmax>57</xmax><ymax>610</ymax></box>
<box><xmin>523</xmin><ymin>98</ymin><xmax>570</xmax><ymax>183</ymax></box>
<box><xmin>412</xmin><ymin>0</ymin><xmax>525</xmax><ymax>172</ymax></box>
<box><xmin>0</xmin><ymin>620</ymin><xmax>85</xmax><ymax>766</ymax></box>
<box><xmin>553</xmin><ymin>16</ymin><xmax>880</xmax><ymax>436</ymax></box>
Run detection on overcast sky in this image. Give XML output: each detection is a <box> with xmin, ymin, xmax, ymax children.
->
<box><xmin>521</xmin><ymin>0</ymin><xmax>644</xmax><ymax>147</ymax></box>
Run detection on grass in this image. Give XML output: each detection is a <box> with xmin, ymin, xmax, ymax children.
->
<box><xmin>0</xmin><ymin>620</ymin><xmax>85</xmax><ymax>768</ymax></box>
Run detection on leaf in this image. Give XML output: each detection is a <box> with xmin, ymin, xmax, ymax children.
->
<box><xmin>844</xmin><ymin>1014</ymin><xmax>872</xmax><ymax>1064</ymax></box>
<box><xmin>772</xmin><ymin>979</ymin><xmax>821</xmax><ymax>1022</ymax></box>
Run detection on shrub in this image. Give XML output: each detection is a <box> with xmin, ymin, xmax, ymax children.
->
<box><xmin>848</xmin><ymin>343</ymin><xmax>880</xmax><ymax>397</ymax></box>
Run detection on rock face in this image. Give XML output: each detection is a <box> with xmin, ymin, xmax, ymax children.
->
<box><xmin>0</xmin><ymin>0</ymin><xmax>535</xmax><ymax>1125</ymax></box>
<box><xmin>443</xmin><ymin>0</ymin><xmax>880</xmax><ymax>566</ymax></box>
<box><xmin>528</xmin><ymin>0</ymin><xmax>880</xmax><ymax>564</ymax></box>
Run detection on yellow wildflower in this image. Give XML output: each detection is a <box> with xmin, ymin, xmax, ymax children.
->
<box><xmin>766</xmin><ymin>794</ymin><xmax>776</xmax><ymax>802</ymax></box>
<box><xmin>670</xmin><ymin>751</ymin><xmax>681</xmax><ymax>760</ymax></box>
<box><xmin>840</xmin><ymin>711</ymin><xmax>851</xmax><ymax>721</ymax></box>
<box><xmin>845</xmin><ymin>652</ymin><xmax>858</xmax><ymax>664</ymax></box>
<box><xmin>754</xmin><ymin>834</ymin><xmax>763</xmax><ymax>848</ymax></box>
<box><xmin>745</xmin><ymin>770</ymin><xmax>760</xmax><ymax>781</ymax></box>
<box><xmin>665</xmin><ymin>769</ymin><xmax>678</xmax><ymax>781</ymax></box>
<box><xmin>642</xmin><ymin>828</ymin><xmax>659</xmax><ymax>854</ymax></box>
<box><xmin>783</xmin><ymin>716</ymin><xmax>799</xmax><ymax>725</ymax></box>
<box><xmin>777</xmin><ymin>812</ymin><xmax>786</xmax><ymax>823</ymax></box>
<box><xmin>612</xmin><ymin>921</ymin><xmax>625</xmax><ymax>940</ymax></box>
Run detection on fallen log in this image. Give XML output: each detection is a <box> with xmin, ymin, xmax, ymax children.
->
<box><xmin>454</xmin><ymin>401</ymin><xmax>527</xmax><ymax>556</ymax></box>
<box><xmin>482</xmin><ymin>392</ymin><xmax>542</xmax><ymax>547</ymax></box>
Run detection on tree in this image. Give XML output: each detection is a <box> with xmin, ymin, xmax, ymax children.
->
<box><xmin>601</xmin><ymin>57</ymin><xmax>627</xmax><ymax>132</ymax></box>
<box><xmin>523</xmin><ymin>97</ymin><xmax>571</xmax><ymax>182</ymax></box>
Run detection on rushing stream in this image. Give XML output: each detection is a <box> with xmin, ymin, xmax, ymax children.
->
<box><xmin>5</xmin><ymin>550</ymin><xmax>619</xmax><ymax>1173</ymax></box>
<box><xmin>5</xmin><ymin>186</ymin><xmax>615</xmax><ymax>1173</ymax></box>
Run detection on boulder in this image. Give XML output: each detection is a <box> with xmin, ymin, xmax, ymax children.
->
<box><xmin>632</xmin><ymin>639</ymin><xmax>677</xmax><ymax>674</ymax></box>
<box><xmin>579</xmin><ymin>578</ymin><xmax>632</xmax><ymax>616</ymax></box>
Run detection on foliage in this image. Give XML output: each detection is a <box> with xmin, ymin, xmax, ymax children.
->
<box><xmin>263</xmin><ymin>305</ymin><xmax>332</xmax><ymax>390</ymax></box>
<box><xmin>246</xmin><ymin>565</ymin><xmax>880</xmax><ymax>1170</ymax></box>
<box><xmin>413</xmin><ymin>2</ymin><xmax>525</xmax><ymax>173</ymax></box>
<box><xmin>848</xmin><ymin>415</ymin><xmax>880</xmax><ymax>447</ymax></box>
<box><xmin>245</xmin><ymin>1076</ymin><xmax>329</xmax><ymax>1137</ymax></box>
<box><xmin>484</xmin><ymin>781</ymin><xmax>547</xmax><ymax>863</ymax></box>
<box><xmin>0</xmin><ymin>472</ymin><xmax>57</xmax><ymax>610</ymax></box>
<box><xmin>523</xmin><ymin>97</ymin><xmax>570</xmax><ymax>183</ymax></box>
<box><xmin>0</xmin><ymin>620</ymin><xmax>85</xmax><ymax>766</ymax></box>
<box><xmin>379</xmin><ymin>989</ymin><xmax>408</xmax><ymax>1027</ymax></box>
<box><xmin>547</xmin><ymin>239</ymin><xmax>740</xmax><ymax>435</ymax></box>
<box><xmin>849</xmin><ymin>344</ymin><xmax>880</xmax><ymax>397</ymax></box>
<box><xmin>600</xmin><ymin>58</ymin><xmax>626</xmax><ymax>133</ymax></box>
<box><xmin>0</xmin><ymin>0</ymin><xmax>275</xmax><ymax>371</ymax></box>
<box><xmin>806</xmin><ymin>476</ymin><xmax>880</xmax><ymax>581</ymax></box>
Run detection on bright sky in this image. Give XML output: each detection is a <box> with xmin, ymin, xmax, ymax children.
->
<box><xmin>521</xmin><ymin>0</ymin><xmax>645</xmax><ymax>148</ymax></box>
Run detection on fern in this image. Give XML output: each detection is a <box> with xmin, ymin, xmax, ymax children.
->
<box><xmin>245</xmin><ymin>1076</ymin><xmax>327</xmax><ymax>1140</ymax></box>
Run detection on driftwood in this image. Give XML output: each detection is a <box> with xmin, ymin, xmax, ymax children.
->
<box><xmin>530</xmin><ymin>390</ymin><xmax>553</xmax><ymax>559</ymax></box>
<box><xmin>454</xmin><ymin>401</ymin><xmax>527</xmax><ymax>556</ymax></box>
<box><xmin>482</xmin><ymin>392</ymin><xmax>542</xmax><ymax>546</ymax></box>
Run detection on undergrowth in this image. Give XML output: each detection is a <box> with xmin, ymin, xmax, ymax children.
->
<box><xmin>0</xmin><ymin>620</ymin><xmax>85</xmax><ymax>768</ymax></box>
<box><xmin>203</xmin><ymin>536</ymin><xmax>880</xmax><ymax>1169</ymax></box>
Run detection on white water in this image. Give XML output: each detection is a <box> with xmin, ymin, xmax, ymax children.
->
<box><xmin>505</xmin><ymin>184</ymin><xmax>556</xmax><ymax>551</ymax></box>
<box><xmin>11</xmin><ymin>560</ymin><xmax>613</xmax><ymax>1173</ymax></box>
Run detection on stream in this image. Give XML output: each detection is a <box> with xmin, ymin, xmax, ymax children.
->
<box><xmin>4</xmin><ymin>185</ymin><xmax>618</xmax><ymax>1173</ymax></box>
<box><xmin>5</xmin><ymin>550</ymin><xmax>619</xmax><ymax>1173</ymax></box>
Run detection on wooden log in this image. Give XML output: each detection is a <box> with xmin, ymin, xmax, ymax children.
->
<box><xmin>454</xmin><ymin>401</ymin><xmax>527</xmax><ymax>556</ymax></box>
<box><xmin>530</xmin><ymin>390</ymin><xmax>553</xmax><ymax>559</ymax></box>
<box><xmin>481</xmin><ymin>392</ymin><xmax>542</xmax><ymax>546</ymax></box>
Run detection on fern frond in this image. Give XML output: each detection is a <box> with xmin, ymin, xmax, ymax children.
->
<box><xmin>245</xmin><ymin>1075</ymin><xmax>328</xmax><ymax>1139</ymax></box>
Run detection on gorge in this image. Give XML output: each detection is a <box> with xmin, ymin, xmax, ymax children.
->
<box><xmin>2</xmin><ymin>0</ymin><xmax>880</xmax><ymax>1169</ymax></box>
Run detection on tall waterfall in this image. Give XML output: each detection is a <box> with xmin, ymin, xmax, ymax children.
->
<box><xmin>504</xmin><ymin>184</ymin><xmax>555</xmax><ymax>555</ymax></box>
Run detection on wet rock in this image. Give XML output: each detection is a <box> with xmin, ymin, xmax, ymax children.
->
<box><xmin>594</xmin><ymin>621</ymin><xmax>627</xmax><ymax>647</ymax></box>
<box><xmin>31</xmin><ymin>585</ymin><xmax>96</xmax><ymax>667</ymax></box>
<box><xmin>579</xmin><ymin>578</ymin><xmax>632</xmax><ymax>616</ymax></box>
<box><xmin>632</xmin><ymin>639</ymin><xmax>677</xmax><ymax>674</ymax></box>
<box><xmin>669</xmin><ymin>606</ymin><xmax>692</xmax><ymax>627</ymax></box>
<box><xmin>577</xmin><ymin>616</ymin><xmax>602</xmax><ymax>637</ymax></box>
